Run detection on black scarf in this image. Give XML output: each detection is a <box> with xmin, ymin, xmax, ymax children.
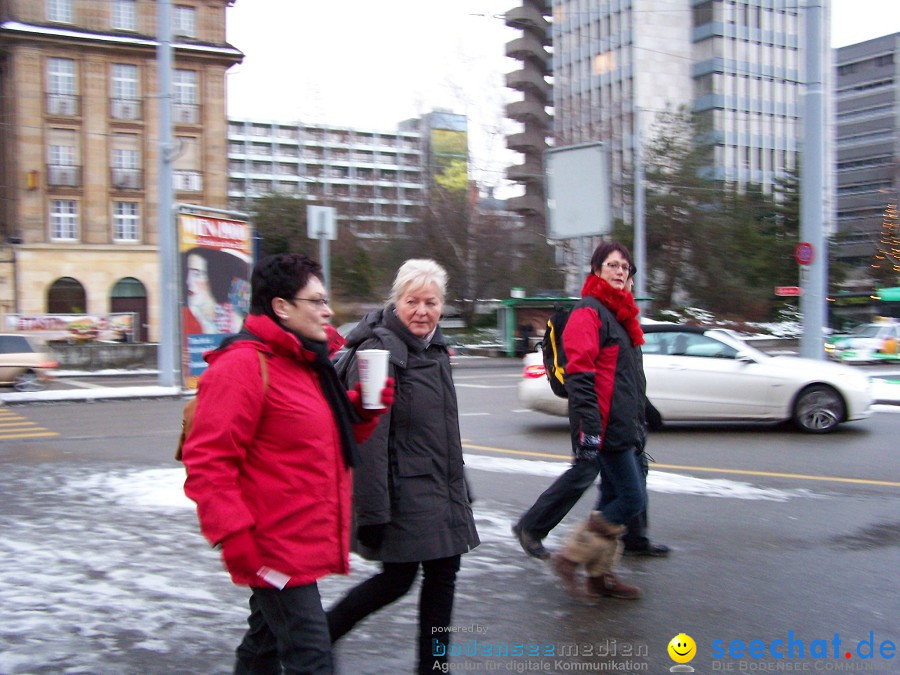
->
<box><xmin>298</xmin><ymin>336</ymin><xmax>360</xmax><ymax>469</ymax></box>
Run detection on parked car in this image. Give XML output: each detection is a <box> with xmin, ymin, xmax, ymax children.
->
<box><xmin>824</xmin><ymin>318</ymin><xmax>900</xmax><ymax>364</ymax></box>
<box><xmin>518</xmin><ymin>324</ymin><xmax>873</xmax><ymax>433</ymax></box>
<box><xmin>0</xmin><ymin>334</ymin><xmax>58</xmax><ymax>391</ymax></box>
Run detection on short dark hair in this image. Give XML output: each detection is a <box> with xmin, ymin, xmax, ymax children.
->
<box><xmin>249</xmin><ymin>253</ymin><xmax>324</xmax><ymax>322</ymax></box>
<box><xmin>590</xmin><ymin>241</ymin><xmax>636</xmax><ymax>277</ymax></box>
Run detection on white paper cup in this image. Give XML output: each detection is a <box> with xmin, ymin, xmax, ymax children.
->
<box><xmin>356</xmin><ymin>349</ymin><xmax>390</xmax><ymax>409</ymax></box>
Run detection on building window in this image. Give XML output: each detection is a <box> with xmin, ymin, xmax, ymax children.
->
<box><xmin>113</xmin><ymin>202</ymin><xmax>140</xmax><ymax>241</ymax></box>
<box><xmin>48</xmin><ymin>143</ymin><xmax>76</xmax><ymax>168</ymax></box>
<box><xmin>111</xmin><ymin>0</ymin><xmax>136</xmax><ymax>30</ymax></box>
<box><xmin>47</xmin><ymin>0</ymin><xmax>73</xmax><ymax>23</ymax></box>
<box><xmin>111</xmin><ymin>64</ymin><xmax>139</xmax><ymax>100</ymax></box>
<box><xmin>174</xmin><ymin>70</ymin><xmax>197</xmax><ymax>104</ymax></box>
<box><xmin>50</xmin><ymin>200</ymin><xmax>78</xmax><ymax>240</ymax></box>
<box><xmin>111</xmin><ymin>134</ymin><xmax>142</xmax><ymax>189</ymax></box>
<box><xmin>173</xmin><ymin>5</ymin><xmax>197</xmax><ymax>37</ymax></box>
<box><xmin>48</xmin><ymin>58</ymin><xmax>76</xmax><ymax>95</ymax></box>
<box><xmin>47</xmin><ymin>129</ymin><xmax>79</xmax><ymax>186</ymax></box>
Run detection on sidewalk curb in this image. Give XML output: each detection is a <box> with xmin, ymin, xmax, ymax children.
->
<box><xmin>0</xmin><ymin>386</ymin><xmax>183</xmax><ymax>405</ymax></box>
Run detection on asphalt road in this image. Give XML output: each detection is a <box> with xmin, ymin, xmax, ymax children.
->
<box><xmin>0</xmin><ymin>360</ymin><xmax>898</xmax><ymax>674</ymax></box>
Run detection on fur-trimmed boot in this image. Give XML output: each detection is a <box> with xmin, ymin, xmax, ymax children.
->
<box><xmin>586</xmin><ymin>573</ymin><xmax>643</xmax><ymax>600</ymax></box>
<box><xmin>587</xmin><ymin>510</ymin><xmax>626</xmax><ymax>538</ymax></box>
<box><xmin>584</xmin><ymin>526</ymin><xmax>642</xmax><ymax>599</ymax></box>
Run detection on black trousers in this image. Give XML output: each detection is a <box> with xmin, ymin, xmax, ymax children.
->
<box><xmin>234</xmin><ymin>583</ymin><xmax>333</xmax><ymax>675</ymax></box>
<box><xmin>516</xmin><ymin>455</ymin><xmax>602</xmax><ymax>539</ymax></box>
<box><xmin>327</xmin><ymin>555</ymin><xmax>461</xmax><ymax>674</ymax></box>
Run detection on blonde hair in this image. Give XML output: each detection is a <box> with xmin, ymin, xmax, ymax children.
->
<box><xmin>390</xmin><ymin>259</ymin><xmax>448</xmax><ymax>305</ymax></box>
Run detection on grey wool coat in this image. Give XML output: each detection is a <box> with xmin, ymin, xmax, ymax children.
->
<box><xmin>341</xmin><ymin>306</ymin><xmax>480</xmax><ymax>563</ymax></box>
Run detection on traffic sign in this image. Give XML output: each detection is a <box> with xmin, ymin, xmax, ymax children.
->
<box><xmin>794</xmin><ymin>242</ymin><xmax>814</xmax><ymax>265</ymax></box>
<box><xmin>775</xmin><ymin>286</ymin><xmax>802</xmax><ymax>297</ymax></box>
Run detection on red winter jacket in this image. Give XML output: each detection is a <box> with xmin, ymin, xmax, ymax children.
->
<box><xmin>562</xmin><ymin>275</ymin><xmax>646</xmax><ymax>452</ymax></box>
<box><xmin>183</xmin><ymin>313</ymin><xmax>355</xmax><ymax>587</ymax></box>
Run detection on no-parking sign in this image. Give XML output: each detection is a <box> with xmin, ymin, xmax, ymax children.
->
<box><xmin>794</xmin><ymin>242</ymin><xmax>814</xmax><ymax>265</ymax></box>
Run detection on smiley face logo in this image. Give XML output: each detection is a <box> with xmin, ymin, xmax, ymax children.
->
<box><xmin>668</xmin><ymin>633</ymin><xmax>696</xmax><ymax>664</ymax></box>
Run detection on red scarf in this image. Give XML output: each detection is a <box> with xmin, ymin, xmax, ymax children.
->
<box><xmin>580</xmin><ymin>274</ymin><xmax>645</xmax><ymax>347</ymax></box>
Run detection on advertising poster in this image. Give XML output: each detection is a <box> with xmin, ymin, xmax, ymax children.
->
<box><xmin>179</xmin><ymin>212</ymin><xmax>252</xmax><ymax>390</ymax></box>
<box><xmin>4</xmin><ymin>313</ymin><xmax>135</xmax><ymax>342</ymax></box>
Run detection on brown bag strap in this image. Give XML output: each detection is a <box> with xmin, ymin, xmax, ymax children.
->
<box><xmin>257</xmin><ymin>350</ymin><xmax>269</xmax><ymax>392</ymax></box>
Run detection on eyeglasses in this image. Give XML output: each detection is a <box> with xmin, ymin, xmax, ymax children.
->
<box><xmin>291</xmin><ymin>296</ymin><xmax>330</xmax><ymax>308</ymax></box>
<box><xmin>602</xmin><ymin>261</ymin><xmax>637</xmax><ymax>276</ymax></box>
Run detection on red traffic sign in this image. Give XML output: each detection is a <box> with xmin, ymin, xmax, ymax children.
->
<box><xmin>775</xmin><ymin>286</ymin><xmax>802</xmax><ymax>297</ymax></box>
<box><xmin>794</xmin><ymin>242</ymin><xmax>814</xmax><ymax>265</ymax></box>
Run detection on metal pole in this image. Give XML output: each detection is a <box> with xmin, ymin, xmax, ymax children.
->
<box><xmin>633</xmin><ymin>106</ymin><xmax>647</xmax><ymax>307</ymax></box>
<box><xmin>799</xmin><ymin>0</ymin><xmax>827</xmax><ymax>360</ymax></box>
<box><xmin>319</xmin><ymin>234</ymin><xmax>330</xmax><ymax>296</ymax></box>
<box><xmin>157</xmin><ymin>0</ymin><xmax>178</xmax><ymax>386</ymax></box>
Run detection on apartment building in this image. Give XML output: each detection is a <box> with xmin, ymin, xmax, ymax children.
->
<box><xmin>505</xmin><ymin>0</ymin><xmax>809</xmax><ymax>227</ymax></box>
<box><xmin>227</xmin><ymin>110</ymin><xmax>468</xmax><ymax>239</ymax></box>
<box><xmin>834</xmin><ymin>32</ymin><xmax>899</xmax><ymax>273</ymax></box>
<box><xmin>0</xmin><ymin>0</ymin><xmax>241</xmax><ymax>340</ymax></box>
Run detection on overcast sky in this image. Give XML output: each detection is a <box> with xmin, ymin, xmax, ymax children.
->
<box><xmin>224</xmin><ymin>1</ymin><xmax>900</xmax><ymax>189</ymax></box>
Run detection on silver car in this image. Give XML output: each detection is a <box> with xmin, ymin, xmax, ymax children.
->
<box><xmin>0</xmin><ymin>334</ymin><xmax>58</xmax><ymax>391</ymax></box>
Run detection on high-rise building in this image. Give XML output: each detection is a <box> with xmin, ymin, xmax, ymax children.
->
<box><xmin>0</xmin><ymin>0</ymin><xmax>241</xmax><ymax>340</ymax></box>
<box><xmin>227</xmin><ymin>119</ymin><xmax>426</xmax><ymax>239</ymax></box>
<box><xmin>833</xmin><ymin>32</ymin><xmax>900</xmax><ymax>274</ymax></box>
<box><xmin>505</xmin><ymin>0</ymin><xmax>809</xmax><ymax>227</ymax></box>
<box><xmin>226</xmin><ymin>110</ymin><xmax>470</xmax><ymax>240</ymax></box>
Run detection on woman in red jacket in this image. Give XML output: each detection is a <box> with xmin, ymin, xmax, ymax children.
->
<box><xmin>182</xmin><ymin>253</ymin><xmax>392</xmax><ymax>673</ymax></box>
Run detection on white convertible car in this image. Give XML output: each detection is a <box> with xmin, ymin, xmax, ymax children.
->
<box><xmin>518</xmin><ymin>325</ymin><xmax>873</xmax><ymax>434</ymax></box>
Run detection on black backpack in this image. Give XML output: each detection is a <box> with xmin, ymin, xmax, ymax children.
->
<box><xmin>541</xmin><ymin>305</ymin><xmax>571</xmax><ymax>398</ymax></box>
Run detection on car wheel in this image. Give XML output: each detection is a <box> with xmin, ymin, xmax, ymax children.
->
<box><xmin>792</xmin><ymin>385</ymin><xmax>844</xmax><ymax>433</ymax></box>
<box><xmin>14</xmin><ymin>370</ymin><xmax>45</xmax><ymax>392</ymax></box>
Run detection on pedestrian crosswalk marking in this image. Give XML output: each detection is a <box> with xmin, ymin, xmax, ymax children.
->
<box><xmin>0</xmin><ymin>410</ymin><xmax>58</xmax><ymax>439</ymax></box>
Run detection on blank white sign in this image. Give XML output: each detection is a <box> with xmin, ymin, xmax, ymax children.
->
<box><xmin>544</xmin><ymin>142</ymin><xmax>611</xmax><ymax>240</ymax></box>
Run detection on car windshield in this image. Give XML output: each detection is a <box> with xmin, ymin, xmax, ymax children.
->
<box><xmin>848</xmin><ymin>324</ymin><xmax>883</xmax><ymax>338</ymax></box>
<box><xmin>704</xmin><ymin>329</ymin><xmax>770</xmax><ymax>360</ymax></box>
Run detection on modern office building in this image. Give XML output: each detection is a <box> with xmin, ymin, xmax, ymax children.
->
<box><xmin>833</xmin><ymin>32</ymin><xmax>899</xmax><ymax>274</ymax></box>
<box><xmin>227</xmin><ymin>110</ymin><xmax>469</xmax><ymax>239</ymax></box>
<box><xmin>0</xmin><ymin>0</ymin><xmax>241</xmax><ymax>340</ymax></box>
<box><xmin>505</xmin><ymin>0</ymin><xmax>810</xmax><ymax>229</ymax></box>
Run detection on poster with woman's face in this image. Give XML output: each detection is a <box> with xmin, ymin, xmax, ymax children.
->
<box><xmin>179</xmin><ymin>213</ymin><xmax>252</xmax><ymax>389</ymax></box>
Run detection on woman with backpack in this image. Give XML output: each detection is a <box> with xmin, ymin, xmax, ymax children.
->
<box><xmin>326</xmin><ymin>258</ymin><xmax>480</xmax><ymax>674</ymax></box>
<box><xmin>549</xmin><ymin>241</ymin><xmax>648</xmax><ymax>601</ymax></box>
<box><xmin>182</xmin><ymin>253</ymin><xmax>394</xmax><ymax>673</ymax></box>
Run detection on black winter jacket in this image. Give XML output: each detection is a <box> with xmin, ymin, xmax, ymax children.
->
<box><xmin>340</xmin><ymin>307</ymin><xmax>480</xmax><ymax>562</ymax></box>
<box><xmin>563</xmin><ymin>275</ymin><xmax>647</xmax><ymax>452</ymax></box>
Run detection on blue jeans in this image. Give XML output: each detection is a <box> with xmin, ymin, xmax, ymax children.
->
<box><xmin>594</xmin><ymin>448</ymin><xmax>646</xmax><ymax>527</ymax></box>
<box><xmin>234</xmin><ymin>583</ymin><xmax>333</xmax><ymax>674</ymax></box>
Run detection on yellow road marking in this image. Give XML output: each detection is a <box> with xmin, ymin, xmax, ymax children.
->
<box><xmin>0</xmin><ymin>411</ymin><xmax>57</xmax><ymax>439</ymax></box>
<box><xmin>460</xmin><ymin>442</ymin><xmax>900</xmax><ymax>488</ymax></box>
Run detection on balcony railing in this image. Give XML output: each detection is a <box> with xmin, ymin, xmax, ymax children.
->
<box><xmin>47</xmin><ymin>164</ymin><xmax>81</xmax><ymax>187</ymax></box>
<box><xmin>46</xmin><ymin>94</ymin><xmax>80</xmax><ymax>117</ymax></box>
<box><xmin>173</xmin><ymin>103</ymin><xmax>200</xmax><ymax>125</ymax></box>
<box><xmin>111</xmin><ymin>167</ymin><xmax>142</xmax><ymax>190</ymax></box>
<box><xmin>110</xmin><ymin>98</ymin><xmax>142</xmax><ymax>121</ymax></box>
<box><xmin>173</xmin><ymin>170</ymin><xmax>202</xmax><ymax>192</ymax></box>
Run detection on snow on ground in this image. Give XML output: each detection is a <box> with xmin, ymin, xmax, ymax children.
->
<box><xmin>0</xmin><ymin>452</ymin><xmax>831</xmax><ymax>673</ymax></box>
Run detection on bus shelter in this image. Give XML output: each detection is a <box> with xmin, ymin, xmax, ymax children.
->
<box><xmin>498</xmin><ymin>296</ymin><xmax>579</xmax><ymax>357</ymax></box>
